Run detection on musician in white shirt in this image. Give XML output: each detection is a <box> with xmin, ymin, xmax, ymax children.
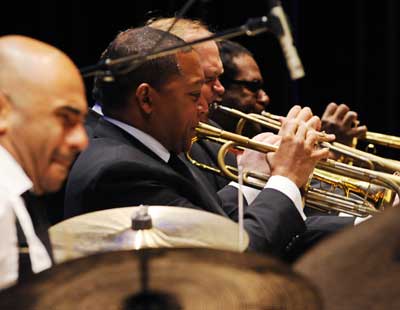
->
<box><xmin>0</xmin><ymin>35</ymin><xmax>88</xmax><ymax>289</ymax></box>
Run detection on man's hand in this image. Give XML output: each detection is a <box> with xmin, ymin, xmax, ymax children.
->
<box><xmin>269</xmin><ymin>107</ymin><xmax>335</xmax><ymax>188</ymax></box>
<box><xmin>237</xmin><ymin>132</ymin><xmax>281</xmax><ymax>176</ymax></box>
<box><xmin>321</xmin><ymin>102</ymin><xmax>367</xmax><ymax>146</ymax></box>
<box><xmin>238</xmin><ymin>106</ymin><xmax>335</xmax><ymax>189</ymax></box>
<box><xmin>279</xmin><ymin>105</ymin><xmax>323</xmax><ymax>132</ymax></box>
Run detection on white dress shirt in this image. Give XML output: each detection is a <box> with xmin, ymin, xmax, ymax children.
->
<box><xmin>0</xmin><ymin>146</ymin><xmax>52</xmax><ymax>290</ymax></box>
<box><xmin>229</xmin><ymin>177</ymin><xmax>305</xmax><ymax>220</ymax></box>
<box><xmin>103</xmin><ymin>116</ymin><xmax>306</xmax><ymax>220</ymax></box>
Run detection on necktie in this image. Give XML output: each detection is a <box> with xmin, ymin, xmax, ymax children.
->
<box><xmin>168</xmin><ymin>154</ymin><xmax>194</xmax><ymax>181</ymax></box>
<box><xmin>17</xmin><ymin>192</ymin><xmax>54</xmax><ymax>280</ymax></box>
<box><xmin>15</xmin><ymin>216</ymin><xmax>33</xmax><ymax>280</ymax></box>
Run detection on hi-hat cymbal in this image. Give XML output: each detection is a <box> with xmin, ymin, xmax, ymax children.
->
<box><xmin>0</xmin><ymin>248</ymin><xmax>322</xmax><ymax>309</ymax></box>
<box><xmin>50</xmin><ymin>206</ymin><xmax>249</xmax><ymax>263</ymax></box>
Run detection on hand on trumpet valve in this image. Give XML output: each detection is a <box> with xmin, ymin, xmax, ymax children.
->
<box><xmin>321</xmin><ymin>102</ymin><xmax>367</xmax><ymax>146</ymax></box>
<box><xmin>278</xmin><ymin>105</ymin><xmax>317</xmax><ymax>130</ymax></box>
<box><xmin>269</xmin><ymin>107</ymin><xmax>335</xmax><ymax>188</ymax></box>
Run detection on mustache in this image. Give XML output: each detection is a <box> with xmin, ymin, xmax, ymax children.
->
<box><xmin>52</xmin><ymin>151</ymin><xmax>79</xmax><ymax>166</ymax></box>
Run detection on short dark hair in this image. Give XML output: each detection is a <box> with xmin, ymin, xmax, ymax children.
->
<box><xmin>93</xmin><ymin>26</ymin><xmax>188</xmax><ymax>113</ymax></box>
<box><xmin>218</xmin><ymin>40</ymin><xmax>254</xmax><ymax>85</ymax></box>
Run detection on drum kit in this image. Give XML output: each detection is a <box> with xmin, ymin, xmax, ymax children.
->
<box><xmin>0</xmin><ymin>205</ymin><xmax>321</xmax><ymax>309</ymax></box>
<box><xmin>2</xmin><ymin>204</ymin><xmax>399</xmax><ymax>309</ymax></box>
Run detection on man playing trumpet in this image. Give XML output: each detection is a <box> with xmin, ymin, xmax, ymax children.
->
<box><xmin>64</xmin><ymin>25</ymin><xmax>340</xmax><ymax>258</ymax></box>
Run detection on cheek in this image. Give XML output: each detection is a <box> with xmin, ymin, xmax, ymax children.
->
<box><xmin>40</xmin><ymin>132</ymin><xmax>63</xmax><ymax>160</ymax></box>
<box><xmin>36</xmin><ymin>130</ymin><xmax>68</xmax><ymax>179</ymax></box>
<box><xmin>18</xmin><ymin>121</ymin><xmax>57</xmax><ymax>164</ymax></box>
<box><xmin>180</xmin><ymin>106</ymin><xmax>198</xmax><ymax>133</ymax></box>
<box><xmin>239</xmin><ymin>93</ymin><xmax>256</xmax><ymax>106</ymax></box>
<box><xmin>202</xmin><ymin>85</ymin><xmax>214</xmax><ymax>103</ymax></box>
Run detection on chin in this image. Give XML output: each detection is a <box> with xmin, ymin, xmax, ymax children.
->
<box><xmin>42</xmin><ymin>175</ymin><xmax>65</xmax><ymax>193</ymax></box>
<box><xmin>41</xmin><ymin>167</ymin><xmax>68</xmax><ymax>193</ymax></box>
<box><xmin>199</xmin><ymin>114</ymin><xmax>209</xmax><ymax>123</ymax></box>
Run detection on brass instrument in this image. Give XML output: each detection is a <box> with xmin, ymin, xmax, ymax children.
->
<box><xmin>190</xmin><ymin>122</ymin><xmax>400</xmax><ymax>217</ymax></box>
<box><xmin>260</xmin><ymin>111</ymin><xmax>400</xmax><ymax>150</ymax></box>
<box><xmin>211</xmin><ymin>103</ymin><xmax>400</xmax><ymax>173</ymax></box>
<box><xmin>262</xmin><ymin>110</ymin><xmax>400</xmax><ymax>173</ymax></box>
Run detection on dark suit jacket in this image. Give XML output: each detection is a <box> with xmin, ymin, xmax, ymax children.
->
<box><xmin>85</xmin><ymin>109</ymin><xmax>103</xmax><ymax>137</ymax></box>
<box><xmin>64</xmin><ymin>118</ymin><xmax>306</xmax><ymax>255</ymax></box>
<box><xmin>187</xmin><ymin>138</ymin><xmax>236</xmax><ymax>194</ymax></box>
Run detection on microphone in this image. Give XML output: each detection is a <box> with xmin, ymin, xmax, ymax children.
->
<box><xmin>268</xmin><ymin>1</ymin><xmax>305</xmax><ymax>80</ymax></box>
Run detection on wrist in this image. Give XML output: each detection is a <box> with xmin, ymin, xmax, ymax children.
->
<box><xmin>271</xmin><ymin>169</ymin><xmax>302</xmax><ymax>188</ymax></box>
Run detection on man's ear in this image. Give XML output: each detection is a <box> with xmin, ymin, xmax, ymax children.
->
<box><xmin>0</xmin><ymin>91</ymin><xmax>11</xmax><ymax>135</ymax></box>
<box><xmin>135</xmin><ymin>83</ymin><xmax>154</xmax><ymax>115</ymax></box>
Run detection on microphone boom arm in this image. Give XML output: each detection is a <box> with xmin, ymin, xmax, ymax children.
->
<box><xmin>80</xmin><ymin>17</ymin><xmax>271</xmax><ymax>80</ymax></box>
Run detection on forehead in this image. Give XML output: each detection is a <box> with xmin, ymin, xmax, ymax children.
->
<box><xmin>1</xmin><ymin>45</ymin><xmax>88</xmax><ymax>116</ymax></box>
<box><xmin>35</xmin><ymin>65</ymin><xmax>87</xmax><ymax>114</ymax></box>
<box><xmin>175</xmin><ymin>50</ymin><xmax>205</xmax><ymax>85</ymax></box>
<box><xmin>194</xmin><ymin>42</ymin><xmax>223</xmax><ymax>75</ymax></box>
<box><xmin>233</xmin><ymin>54</ymin><xmax>262</xmax><ymax>81</ymax></box>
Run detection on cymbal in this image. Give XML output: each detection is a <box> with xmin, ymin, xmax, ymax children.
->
<box><xmin>50</xmin><ymin>206</ymin><xmax>249</xmax><ymax>263</ymax></box>
<box><xmin>295</xmin><ymin>207</ymin><xmax>400</xmax><ymax>310</ymax></box>
<box><xmin>0</xmin><ymin>248</ymin><xmax>322</xmax><ymax>309</ymax></box>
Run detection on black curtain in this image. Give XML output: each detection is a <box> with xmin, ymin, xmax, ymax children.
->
<box><xmin>2</xmin><ymin>0</ymin><xmax>399</xmax><ymax>144</ymax></box>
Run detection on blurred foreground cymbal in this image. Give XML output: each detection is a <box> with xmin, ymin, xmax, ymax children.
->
<box><xmin>50</xmin><ymin>206</ymin><xmax>249</xmax><ymax>263</ymax></box>
<box><xmin>295</xmin><ymin>207</ymin><xmax>400</xmax><ymax>310</ymax></box>
<box><xmin>0</xmin><ymin>248</ymin><xmax>322</xmax><ymax>310</ymax></box>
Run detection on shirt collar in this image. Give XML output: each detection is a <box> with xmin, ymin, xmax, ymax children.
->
<box><xmin>103</xmin><ymin>116</ymin><xmax>171</xmax><ymax>163</ymax></box>
<box><xmin>0</xmin><ymin>145</ymin><xmax>33</xmax><ymax>196</ymax></box>
<box><xmin>92</xmin><ymin>102</ymin><xmax>103</xmax><ymax>115</ymax></box>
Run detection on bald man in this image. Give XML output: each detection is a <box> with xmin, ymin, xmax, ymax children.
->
<box><xmin>0</xmin><ymin>35</ymin><xmax>88</xmax><ymax>289</ymax></box>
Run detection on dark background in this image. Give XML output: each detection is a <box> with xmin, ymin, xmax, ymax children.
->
<box><xmin>2</xmin><ymin>0</ymin><xmax>399</xmax><ymax>138</ymax></box>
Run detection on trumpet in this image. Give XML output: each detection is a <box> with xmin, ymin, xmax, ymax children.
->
<box><xmin>260</xmin><ymin>111</ymin><xmax>400</xmax><ymax>150</ymax></box>
<box><xmin>190</xmin><ymin>122</ymin><xmax>399</xmax><ymax>217</ymax></box>
<box><xmin>211</xmin><ymin>103</ymin><xmax>400</xmax><ymax>174</ymax></box>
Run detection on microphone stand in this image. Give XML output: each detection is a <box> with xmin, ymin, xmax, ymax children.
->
<box><xmin>80</xmin><ymin>16</ymin><xmax>271</xmax><ymax>80</ymax></box>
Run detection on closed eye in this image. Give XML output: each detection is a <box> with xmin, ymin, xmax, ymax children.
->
<box><xmin>57</xmin><ymin>112</ymin><xmax>79</xmax><ymax>128</ymax></box>
<box><xmin>205</xmin><ymin>77</ymin><xmax>217</xmax><ymax>84</ymax></box>
<box><xmin>55</xmin><ymin>107</ymin><xmax>86</xmax><ymax>129</ymax></box>
<box><xmin>189</xmin><ymin>92</ymin><xmax>201</xmax><ymax>102</ymax></box>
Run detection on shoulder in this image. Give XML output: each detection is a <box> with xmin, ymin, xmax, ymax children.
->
<box><xmin>69</xmin><ymin>138</ymin><xmax>169</xmax><ymax>184</ymax></box>
<box><xmin>73</xmin><ymin>136</ymin><xmax>150</xmax><ymax>169</ymax></box>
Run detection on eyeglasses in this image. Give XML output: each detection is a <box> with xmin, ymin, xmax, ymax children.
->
<box><xmin>222</xmin><ymin>77</ymin><xmax>264</xmax><ymax>93</ymax></box>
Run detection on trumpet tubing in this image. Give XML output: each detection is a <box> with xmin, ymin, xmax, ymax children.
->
<box><xmin>313</xmin><ymin>169</ymin><xmax>395</xmax><ymax>211</ymax></box>
<box><xmin>364</xmin><ymin>131</ymin><xmax>400</xmax><ymax>150</ymax></box>
<box><xmin>212</xmin><ymin>103</ymin><xmax>400</xmax><ymax>173</ymax></box>
<box><xmin>190</xmin><ymin>122</ymin><xmax>400</xmax><ymax>217</ymax></box>
<box><xmin>261</xmin><ymin>111</ymin><xmax>400</xmax><ymax>149</ymax></box>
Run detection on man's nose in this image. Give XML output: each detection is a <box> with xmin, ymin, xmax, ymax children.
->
<box><xmin>257</xmin><ymin>89</ymin><xmax>270</xmax><ymax>108</ymax></box>
<box><xmin>213</xmin><ymin>78</ymin><xmax>225</xmax><ymax>96</ymax></box>
<box><xmin>66</xmin><ymin>124</ymin><xmax>89</xmax><ymax>152</ymax></box>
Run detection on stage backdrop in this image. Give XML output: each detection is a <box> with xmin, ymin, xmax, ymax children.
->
<box><xmin>2</xmin><ymin>0</ymin><xmax>399</xmax><ymax>155</ymax></box>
